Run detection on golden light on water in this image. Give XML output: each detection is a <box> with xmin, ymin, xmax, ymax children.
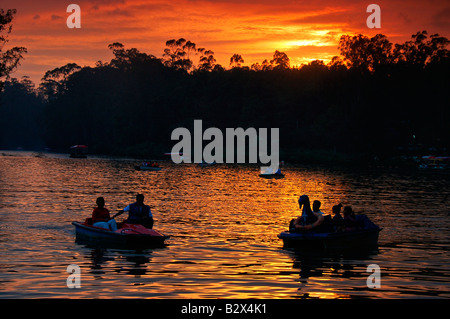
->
<box><xmin>1</xmin><ymin>151</ymin><xmax>450</xmax><ymax>298</ymax></box>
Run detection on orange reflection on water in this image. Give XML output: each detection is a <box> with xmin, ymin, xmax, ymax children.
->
<box><xmin>1</xmin><ymin>152</ymin><xmax>449</xmax><ymax>298</ymax></box>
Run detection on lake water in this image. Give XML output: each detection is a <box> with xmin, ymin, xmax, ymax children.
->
<box><xmin>0</xmin><ymin>151</ymin><xmax>449</xmax><ymax>298</ymax></box>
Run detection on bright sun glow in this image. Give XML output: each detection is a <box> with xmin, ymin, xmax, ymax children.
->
<box><xmin>285</xmin><ymin>39</ymin><xmax>329</xmax><ymax>47</ymax></box>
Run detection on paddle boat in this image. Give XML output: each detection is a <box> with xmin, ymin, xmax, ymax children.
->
<box><xmin>259</xmin><ymin>167</ymin><xmax>285</xmax><ymax>179</ymax></box>
<box><xmin>73</xmin><ymin>218</ymin><xmax>169</xmax><ymax>247</ymax></box>
<box><xmin>278</xmin><ymin>194</ymin><xmax>381</xmax><ymax>250</ymax></box>
<box><xmin>134</xmin><ymin>161</ymin><xmax>162</xmax><ymax>171</ymax></box>
<box><xmin>418</xmin><ymin>156</ymin><xmax>449</xmax><ymax>169</ymax></box>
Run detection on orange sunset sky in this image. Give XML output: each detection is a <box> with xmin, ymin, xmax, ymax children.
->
<box><xmin>2</xmin><ymin>0</ymin><xmax>449</xmax><ymax>84</ymax></box>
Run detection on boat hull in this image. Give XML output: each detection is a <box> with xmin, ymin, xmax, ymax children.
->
<box><xmin>278</xmin><ymin>228</ymin><xmax>381</xmax><ymax>250</ymax></box>
<box><xmin>259</xmin><ymin>173</ymin><xmax>285</xmax><ymax>179</ymax></box>
<box><xmin>72</xmin><ymin>222</ymin><xmax>169</xmax><ymax>248</ymax></box>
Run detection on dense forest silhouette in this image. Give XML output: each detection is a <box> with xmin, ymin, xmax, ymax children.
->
<box><xmin>1</xmin><ymin>9</ymin><xmax>449</xmax><ymax>163</ymax></box>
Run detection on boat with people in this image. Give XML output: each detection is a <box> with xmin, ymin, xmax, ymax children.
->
<box><xmin>418</xmin><ymin>155</ymin><xmax>449</xmax><ymax>169</ymax></box>
<box><xmin>278</xmin><ymin>194</ymin><xmax>381</xmax><ymax>250</ymax></box>
<box><xmin>73</xmin><ymin>218</ymin><xmax>169</xmax><ymax>247</ymax></box>
<box><xmin>134</xmin><ymin>161</ymin><xmax>162</xmax><ymax>171</ymax></box>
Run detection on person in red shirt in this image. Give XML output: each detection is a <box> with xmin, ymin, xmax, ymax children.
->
<box><xmin>92</xmin><ymin>197</ymin><xmax>117</xmax><ymax>231</ymax></box>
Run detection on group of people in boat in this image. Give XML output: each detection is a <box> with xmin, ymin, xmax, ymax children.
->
<box><xmin>90</xmin><ymin>194</ymin><xmax>154</xmax><ymax>231</ymax></box>
<box><xmin>290</xmin><ymin>195</ymin><xmax>373</xmax><ymax>233</ymax></box>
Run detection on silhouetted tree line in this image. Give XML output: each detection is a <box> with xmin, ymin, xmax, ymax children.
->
<box><xmin>1</xmin><ymin>9</ymin><xmax>449</xmax><ymax>162</ymax></box>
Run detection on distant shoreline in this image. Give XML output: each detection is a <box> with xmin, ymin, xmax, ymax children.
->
<box><xmin>2</xmin><ymin>147</ymin><xmax>448</xmax><ymax>170</ymax></box>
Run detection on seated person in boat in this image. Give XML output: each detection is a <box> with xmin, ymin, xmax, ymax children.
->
<box><xmin>115</xmin><ymin>194</ymin><xmax>154</xmax><ymax>229</ymax></box>
<box><xmin>290</xmin><ymin>195</ymin><xmax>324</xmax><ymax>231</ymax></box>
<box><xmin>343</xmin><ymin>206</ymin><xmax>360</xmax><ymax>231</ymax></box>
<box><xmin>91</xmin><ymin>197</ymin><xmax>118</xmax><ymax>231</ymax></box>
<box><xmin>312</xmin><ymin>200</ymin><xmax>325</xmax><ymax>215</ymax></box>
<box><xmin>331</xmin><ymin>203</ymin><xmax>344</xmax><ymax>231</ymax></box>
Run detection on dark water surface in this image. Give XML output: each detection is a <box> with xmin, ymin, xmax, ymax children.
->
<box><xmin>0</xmin><ymin>151</ymin><xmax>449</xmax><ymax>298</ymax></box>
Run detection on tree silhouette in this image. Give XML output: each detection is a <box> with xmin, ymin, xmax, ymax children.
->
<box><xmin>38</xmin><ymin>63</ymin><xmax>81</xmax><ymax>100</ymax></box>
<box><xmin>327</xmin><ymin>56</ymin><xmax>347</xmax><ymax>71</ymax></box>
<box><xmin>338</xmin><ymin>34</ymin><xmax>369</xmax><ymax>70</ymax></box>
<box><xmin>339</xmin><ymin>32</ymin><xmax>450</xmax><ymax>72</ymax></box>
<box><xmin>197</xmin><ymin>48</ymin><xmax>216</xmax><ymax>71</ymax></box>
<box><xmin>163</xmin><ymin>38</ymin><xmax>193</xmax><ymax>72</ymax></box>
<box><xmin>250</xmin><ymin>62</ymin><xmax>262</xmax><ymax>71</ymax></box>
<box><xmin>393</xmin><ymin>31</ymin><xmax>450</xmax><ymax>66</ymax></box>
<box><xmin>229</xmin><ymin>54</ymin><xmax>244</xmax><ymax>68</ymax></box>
<box><xmin>108</xmin><ymin>42</ymin><xmax>158</xmax><ymax>70</ymax></box>
<box><xmin>270</xmin><ymin>50</ymin><xmax>290</xmax><ymax>69</ymax></box>
<box><xmin>184</xmin><ymin>40</ymin><xmax>197</xmax><ymax>61</ymax></box>
<box><xmin>0</xmin><ymin>9</ymin><xmax>27</xmax><ymax>91</ymax></box>
<box><xmin>261</xmin><ymin>59</ymin><xmax>272</xmax><ymax>71</ymax></box>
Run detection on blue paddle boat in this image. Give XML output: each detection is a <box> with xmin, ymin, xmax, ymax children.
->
<box><xmin>279</xmin><ymin>195</ymin><xmax>381</xmax><ymax>250</ymax></box>
<box><xmin>278</xmin><ymin>227</ymin><xmax>381</xmax><ymax>250</ymax></box>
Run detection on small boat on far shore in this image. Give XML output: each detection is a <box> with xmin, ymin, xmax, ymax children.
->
<box><xmin>198</xmin><ymin>161</ymin><xmax>216</xmax><ymax>167</ymax></box>
<box><xmin>69</xmin><ymin>145</ymin><xmax>88</xmax><ymax>158</ymax></box>
<box><xmin>134</xmin><ymin>161</ymin><xmax>161</xmax><ymax>171</ymax></box>
<box><xmin>134</xmin><ymin>165</ymin><xmax>162</xmax><ymax>171</ymax></box>
<box><xmin>418</xmin><ymin>155</ymin><xmax>449</xmax><ymax>169</ymax></box>
<box><xmin>259</xmin><ymin>165</ymin><xmax>284</xmax><ymax>179</ymax></box>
